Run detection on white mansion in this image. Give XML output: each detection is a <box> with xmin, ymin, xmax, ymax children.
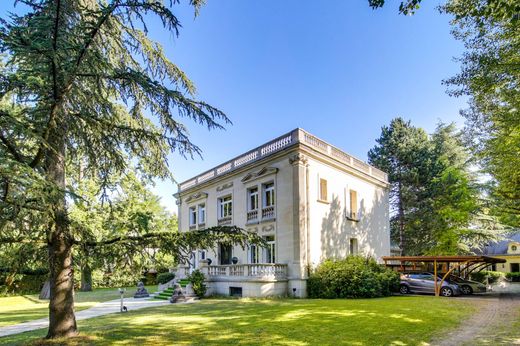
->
<box><xmin>174</xmin><ymin>128</ymin><xmax>390</xmax><ymax>297</ymax></box>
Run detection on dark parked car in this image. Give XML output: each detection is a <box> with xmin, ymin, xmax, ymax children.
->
<box><xmin>448</xmin><ymin>275</ymin><xmax>487</xmax><ymax>295</ymax></box>
<box><xmin>399</xmin><ymin>272</ymin><xmax>461</xmax><ymax>297</ymax></box>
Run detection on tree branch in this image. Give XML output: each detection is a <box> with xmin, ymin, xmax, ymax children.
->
<box><xmin>0</xmin><ymin>132</ymin><xmax>24</xmax><ymax>162</ymax></box>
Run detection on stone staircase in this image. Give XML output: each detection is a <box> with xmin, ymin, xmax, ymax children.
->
<box><xmin>152</xmin><ymin>279</ymin><xmax>197</xmax><ymax>302</ymax></box>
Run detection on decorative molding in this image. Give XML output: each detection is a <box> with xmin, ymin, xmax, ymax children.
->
<box><xmin>289</xmin><ymin>153</ymin><xmax>308</xmax><ymax>166</ymax></box>
<box><xmin>185</xmin><ymin>192</ymin><xmax>208</xmax><ymax>203</ymax></box>
<box><xmin>216</xmin><ymin>182</ymin><xmax>233</xmax><ymax>192</ymax></box>
<box><xmin>262</xmin><ymin>225</ymin><xmax>275</xmax><ymax>233</ymax></box>
<box><xmin>247</xmin><ymin>226</ymin><xmax>259</xmax><ymax>233</ymax></box>
<box><xmin>241</xmin><ymin>166</ymin><xmax>279</xmax><ymax>183</ymax></box>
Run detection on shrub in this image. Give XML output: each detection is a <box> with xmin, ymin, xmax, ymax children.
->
<box><xmin>470</xmin><ymin>270</ymin><xmax>505</xmax><ymax>284</ymax></box>
<box><xmin>187</xmin><ymin>269</ymin><xmax>207</xmax><ymax>298</ymax></box>
<box><xmin>307</xmin><ymin>256</ymin><xmax>400</xmax><ymax>299</ymax></box>
<box><xmin>157</xmin><ymin>272</ymin><xmax>175</xmax><ymax>284</ymax></box>
<box><xmin>506</xmin><ymin>272</ymin><xmax>520</xmax><ymax>282</ymax></box>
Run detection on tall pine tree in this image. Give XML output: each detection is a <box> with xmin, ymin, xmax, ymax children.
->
<box><xmin>0</xmin><ymin>1</ymin><xmax>259</xmax><ymax>338</ymax></box>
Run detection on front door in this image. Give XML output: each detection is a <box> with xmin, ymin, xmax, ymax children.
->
<box><xmin>219</xmin><ymin>244</ymin><xmax>232</xmax><ymax>265</ymax></box>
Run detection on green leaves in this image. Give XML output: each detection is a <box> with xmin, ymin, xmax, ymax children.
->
<box><xmin>368</xmin><ymin>119</ymin><xmax>496</xmax><ymax>255</ymax></box>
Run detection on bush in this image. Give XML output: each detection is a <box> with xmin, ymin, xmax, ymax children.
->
<box><xmin>470</xmin><ymin>270</ymin><xmax>505</xmax><ymax>284</ymax></box>
<box><xmin>187</xmin><ymin>269</ymin><xmax>207</xmax><ymax>298</ymax></box>
<box><xmin>506</xmin><ymin>272</ymin><xmax>520</xmax><ymax>282</ymax></box>
<box><xmin>157</xmin><ymin>272</ymin><xmax>175</xmax><ymax>284</ymax></box>
<box><xmin>307</xmin><ymin>256</ymin><xmax>400</xmax><ymax>299</ymax></box>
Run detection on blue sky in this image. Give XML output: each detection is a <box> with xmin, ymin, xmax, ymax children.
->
<box><xmin>1</xmin><ymin>1</ymin><xmax>468</xmax><ymax>212</ymax></box>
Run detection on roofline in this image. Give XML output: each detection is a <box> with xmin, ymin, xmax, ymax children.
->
<box><xmin>382</xmin><ymin>256</ymin><xmax>507</xmax><ymax>264</ymax></box>
<box><xmin>176</xmin><ymin>128</ymin><xmax>388</xmax><ymax>194</ymax></box>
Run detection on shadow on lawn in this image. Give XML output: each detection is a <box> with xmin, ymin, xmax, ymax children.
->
<box><xmin>1</xmin><ymin>298</ymin><xmax>471</xmax><ymax>346</ymax></box>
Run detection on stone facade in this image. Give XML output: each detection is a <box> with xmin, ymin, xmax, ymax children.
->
<box><xmin>174</xmin><ymin>128</ymin><xmax>390</xmax><ymax>297</ymax></box>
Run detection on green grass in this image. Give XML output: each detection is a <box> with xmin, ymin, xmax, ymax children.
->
<box><xmin>0</xmin><ymin>296</ymin><xmax>475</xmax><ymax>345</ymax></box>
<box><xmin>0</xmin><ymin>286</ymin><xmax>155</xmax><ymax>328</ymax></box>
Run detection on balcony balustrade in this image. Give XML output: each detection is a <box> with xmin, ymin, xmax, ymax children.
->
<box><xmin>207</xmin><ymin>264</ymin><xmax>287</xmax><ymax>280</ymax></box>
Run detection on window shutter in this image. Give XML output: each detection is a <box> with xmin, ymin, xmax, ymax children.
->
<box><xmin>320</xmin><ymin>179</ymin><xmax>327</xmax><ymax>201</ymax></box>
<box><xmin>350</xmin><ymin>190</ymin><xmax>358</xmax><ymax>219</ymax></box>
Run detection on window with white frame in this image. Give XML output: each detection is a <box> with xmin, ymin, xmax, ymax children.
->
<box><xmin>249</xmin><ymin>244</ymin><xmax>259</xmax><ymax>264</ymax></box>
<box><xmin>264</xmin><ymin>235</ymin><xmax>275</xmax><ymax>263</ymax></box>
<box><xmin>248</xmin><ymin>187</ymin><xmax>259</xmax><ymax>211</ymax></box>
<box><xmin>189</xmin><ymin>206</ymin><xmax>197</xmax><ymax>226</ymax></box>
<box><xmin>198</xmin><ymin>204</ymin><xmax>206</xmax><ymax>224</ymax></box>
<box><xmin>218</xmin><ymin>195</ymin><xmax>233</xmax><ymax>218</ymax></box>
<box><xmin>263</xmin><ymin>183</ymin><xmax>275</xmax><ymax>207</ymax></box>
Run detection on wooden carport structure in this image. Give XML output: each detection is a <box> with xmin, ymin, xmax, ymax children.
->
<box><xmin>382</xmin><ymin>256</ymin><xmax>506</xmax><ymax>297</ymax></box>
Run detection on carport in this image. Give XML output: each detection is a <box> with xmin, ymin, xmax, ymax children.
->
<box><xmin>382</xmin><ymin>256</ymin><xmax>507</xmax><ymax>296</ymax></box>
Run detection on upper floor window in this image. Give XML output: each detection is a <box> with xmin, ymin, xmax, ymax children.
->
<box><xmin>198</xmin><ymin>204</ymin><xmax>206</xmax><ymax>224</ymax></box>
<box><xmin>189</xmin><ymin>206</ymin><xmax>197</xmax><ymax>226</ymax></box>
<box><xmin>218</xmin><ymin>195</ymin><xmax>233</xmax><ymax>218</ymax></box>
<box><xmin>349</xmin><ymin>189</ymin><xmax>358</xmax><ymax>220</ymax></box>
<box><xmin>248</xmin><ymin>187</ymin><xmax>259</xmax><ymax>211</ymax></box>
<box><xmin>319</xmin><ymin>178</ymin><xmax>328</xmax><ymax>201</ymax></box>
<box><xmin>263</xmin><ymin>183</ymin><xmax>275</xmax><ymax>207</ymax></box>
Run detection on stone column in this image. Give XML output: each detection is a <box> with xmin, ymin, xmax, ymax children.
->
<box><xmin>289</xmin><ymin>153</ymin><xmax>309</xmax><ymax>286</ymax></box>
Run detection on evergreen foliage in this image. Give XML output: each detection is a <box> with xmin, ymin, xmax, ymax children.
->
<box><xmin>368</xmin><ymin>118</ymin><xmax>501</xmax><ymax>255</ymax></box>
<box><xmin>0</xmin><ymin>1</ymin><xmax>260</xmax><ymax>338</ymax></box>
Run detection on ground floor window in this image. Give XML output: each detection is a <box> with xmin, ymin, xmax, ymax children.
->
<box><xmin>349</xmin><ymin>238</ymin><xmax>358</xmax><ymax>255</ymax></box>
<box><xmin>219</xmin><ymin>243</ymin><xmax>233</xmax><ymax>265</ymax></box>
<box><xmin>249</xmin><ymin>244</ymin><xmax>259</xmax><ymax>264</ymax></box>
<box><xmin>264</xmin><ymin>235</ymin><xmax>275</xmax><ymax>263</ymax></box>
<box><xmin>511</xmin><ymin>263</ymin><xmax>520</xmax><ymax>272</ymax></box>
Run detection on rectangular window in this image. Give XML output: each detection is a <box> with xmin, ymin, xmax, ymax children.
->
<box><xmin>263</xmin><ymin>183</ymin><xmax>275</xmax><ymax>207</ymax></box>
<box><xmin>349</xmin><ymin>238</ymin><xmax>358</xmax><ymax>255</ymax></box>
<box><xmin>249</xmin><ymin>244</ymin><xmax>259</xmax><ymax>264</ymax></box>
<box><xmin>218</xmin><ymin>195</ymin><xmax>233</xmax><ymax>218</ymax></box>
<box><xmin>349</xmin><ymin>189</ymin><xmax>358</xmax><ymax>219</ymax></box>
<box><xmin>189</xmin><ymin>206</ymin><xmax>197</xmax><ymax>226</ymax></box>
<box><xmin>219</xmin><ymin>243</ymin><xmax>233</xmax><ymax>265</ymax></box>
<box><xmin>198</xmin><ymin>204</ymin><xmax>206</xmax><ymax>224</ymax></box>
<box><xmin>264</xmin><ymin>235</ymin><xmax>275</xmax><ymax>263</ymax></box>
<box><xmin>319</xmin><ymin>178</ymin><xmax>328</xmax><ymax>201</ymax></box>
<box><xmin>248</xmin><ymin>187</ymin><xmax>259</xmax><ymax>211</ymax></box>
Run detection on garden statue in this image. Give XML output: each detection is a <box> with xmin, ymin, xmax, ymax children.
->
<box><xmin>133</xmin><ymin>281</ymin><xmax>150</xmax><ymax>298</ymax></box>
<box><xmin>170</xmin><ymin>283</ymin><xmax>186</xmax><ymax>303</ymax></box>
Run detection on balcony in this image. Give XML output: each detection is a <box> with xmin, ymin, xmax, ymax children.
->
<box><xmin>261</xmin><ymin>206</ymin><xmax>275</xmax><ymax>220</ymax></box>
<box><xmin>217</xmin><ymin>216</ymin><xmax>232</xmax><ymax>226</ymax></box>
<box><xmin>246</xmin><ymin>209</ymin><xmax>258</xmax><ymax>223</ymax></box>
<box><xmin>207</xmin><ymin>264</ymin><xmax>288</xmax><ymax>281</ymax></box>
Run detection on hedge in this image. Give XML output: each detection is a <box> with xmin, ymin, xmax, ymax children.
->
<box><xmin>470</xmin><ymin>270</ymin><xmax>505</xmax><ymax>284</ymax></box>
<box><xmin>506</xmin><ymin>272</ymin><xmax>520</xmax><ymax>282</ymax></box>
<box><xmin>157</xmin><ymin>272</ymin><xmax>175</xmax><ymax>284</ymax></box>
<box><xmin>307</xmin><ymin>256</ymin><xmax>400</xmax><ymax>299</ymax></box>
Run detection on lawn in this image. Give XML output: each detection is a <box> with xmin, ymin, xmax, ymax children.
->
<box><xmin>0</xmin><ymin>296</ymin><xmax>475</xmax><ymax>345</ymax></box>
<box><xmin>0</xmin><ymin>286</ymin><xmax>155</xmax><ymax>328</ymax></box>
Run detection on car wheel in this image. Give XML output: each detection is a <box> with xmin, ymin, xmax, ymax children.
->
<box><xmin>440</xmin><ymin>287</ymin><xmax>453</xmax><ymax>297</ymax></box>
<box><xmin>461</xmin><ymin>285</ymin><xmax>473</xmax><ymax>295</ymax></box>
<box><xmin>399</xmin><ymin>285</ymin><xmax>410</xmax><ymax>294</ymax></box>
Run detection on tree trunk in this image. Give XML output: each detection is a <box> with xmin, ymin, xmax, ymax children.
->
<box><xmin>80</xmin><ymin>264</ymin><xmax>93</xmax><ymax>292</ymax></box>
<box><xmin>45</xmin><ymin>115</ymin><xmax>77</xmax><ymax>339</ymax></box>
<box><xmin>398</xmin><ymin>181</ymin><xmax>405</xmax><ymax>256</ymax></box>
